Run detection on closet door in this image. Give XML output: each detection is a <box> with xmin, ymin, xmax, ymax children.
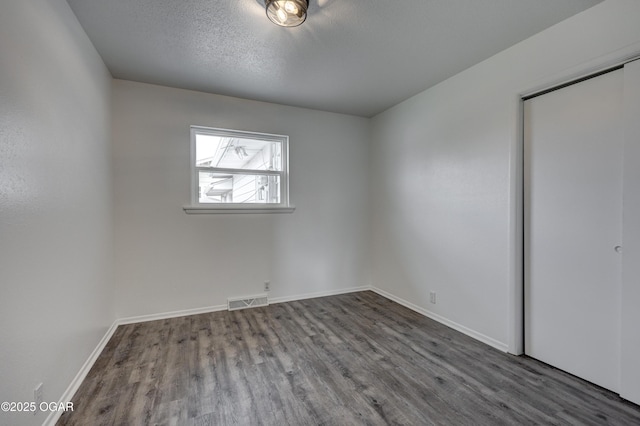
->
<box><xmin>524</xmin><ymin>68</ymin><xmax>624</xmax><ymax>392</ymax></box>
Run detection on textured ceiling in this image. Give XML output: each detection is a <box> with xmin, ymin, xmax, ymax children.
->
<box><xmin>66</xmin><ymin>0</ymin><xmax>602</xmax><ymax>117</ymax></box>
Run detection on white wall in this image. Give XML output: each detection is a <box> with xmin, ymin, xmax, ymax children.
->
<box><xmin>112</xmin><ymin>80</ymin><xmax>370</xmax><ymax>318</ymax></box>
<box><xmin>0</xmin><ymin>1</ymin><xmax>114</xmax><ymax>425</ymax></box>
<box><xmin>371</xmin><ymin>0</ymin><xmax>640</xmax><ymax>359</ymax></box>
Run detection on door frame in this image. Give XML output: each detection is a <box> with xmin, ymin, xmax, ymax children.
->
<box><xmin>507</xmin><ymin>49</ymin><xmax>640</xmax><ymax>355</ymax></box>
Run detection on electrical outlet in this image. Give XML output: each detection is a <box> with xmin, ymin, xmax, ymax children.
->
<box><xmin>264</xmin><ymin>281</ymin><xmax>270</xmax><ymax>292</ymax></box>
<box><xmin>34</xmin><ymin>383</ymin><xmax>43</xmax><ymax>414</ymax></box>
<box><xmin>430</xmin><ymin>292</ymin><xmax>437</xmax><ymax>304</ymax></box>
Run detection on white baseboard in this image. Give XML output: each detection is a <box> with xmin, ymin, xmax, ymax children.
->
<box><xmin>269</xmin><ymin>285</ymin><xmax>370</xmax><ymax>305</ymax></box>
<box><xmin>117</xmin><ymin>304</ymin><xmax>227</xmax><ymax>325</ymax></box>
<box><xmin>370</xmin><ymin>286</ymin><xmax>509</xmax><ymax>353</ymax></box>
<box><xmin>43</xmin><ymin>321</ymin><xmax>119</xmax><ymax>426</ymax></box>
<box><xmin>116</xmin><ymin>287</ymin><xmax>369</xmax><ymax>324</ymax></box>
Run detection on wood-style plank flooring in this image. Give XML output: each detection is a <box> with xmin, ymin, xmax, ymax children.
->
<box><xmin>57</xmin><ymin>291</ymin><xmax>640</xmax><ymax>425</ymax></box>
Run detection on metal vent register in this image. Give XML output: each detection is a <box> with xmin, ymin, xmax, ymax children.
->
<box><xmin>227</xmin><ymin>295</ymin><xmax>269</xmax><ymax>311</ymax></box>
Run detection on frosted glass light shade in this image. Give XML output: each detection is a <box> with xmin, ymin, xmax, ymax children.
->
<box><xmin>265</xmin><ymin>0</ymin><xmax>308</xmax><ymax>27</ymax></box>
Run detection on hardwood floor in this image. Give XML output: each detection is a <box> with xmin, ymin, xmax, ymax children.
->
<box><xmin>57</xmin><ymin>291</ymin><xmax>640</xmax><ymax>425</ymax></box>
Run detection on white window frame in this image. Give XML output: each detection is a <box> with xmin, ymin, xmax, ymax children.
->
<box><xmin>184</xmin><ymin>126</ymin><xmax>294</xmax><ymax>214</ymax></box>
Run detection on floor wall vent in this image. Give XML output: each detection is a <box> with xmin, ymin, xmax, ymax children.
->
<box><xmin>227</xmin><ymin>294</ymin><xmax>269</xmax><ymax>311</ymax></box>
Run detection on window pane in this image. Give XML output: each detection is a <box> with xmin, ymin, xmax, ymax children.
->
<box><xmin>198</xmin><ymin>172</ymin><xmax>281</xmax><ymax>204</ymax></box>
<box><xmin>195</xmin><ymin>135</ymin><xmax>282</xmax><ymax>171</ymax></box>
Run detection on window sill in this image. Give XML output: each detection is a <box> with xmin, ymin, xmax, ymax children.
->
<box><xmin>183</xmin><ymin>205</ymin><xmax>296</xmax><ymax>215</ymax></box>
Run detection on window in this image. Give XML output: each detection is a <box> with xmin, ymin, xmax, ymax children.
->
<box><xmin>184</xmin><ymin>126</ymin><xmax>293</xmax><ymax>214</ymax></box>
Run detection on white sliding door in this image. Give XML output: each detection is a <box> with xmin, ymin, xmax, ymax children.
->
<box><xmin>524</xmin><ymin>68</ymin><xmax>624</xmax><ymax>392</ymax></box>
<box><xmin>621</xmin><ymin>59</ymin><xmax>640</xmax><ymax>404</ymax></box>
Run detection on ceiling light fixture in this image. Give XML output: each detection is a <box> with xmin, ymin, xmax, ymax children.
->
<box><xmin>265</xmin><ymin>0</ymin><xmax>308</xmax><ymax>27</ymax></box>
